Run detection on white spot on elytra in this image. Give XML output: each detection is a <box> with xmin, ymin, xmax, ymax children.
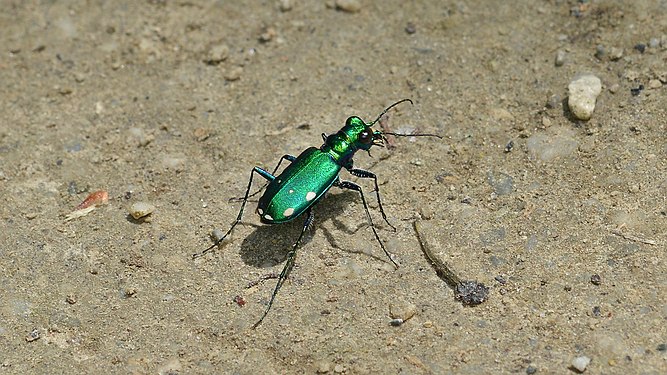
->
<box><xmin>289</xmin><ymin>189</ymin><xmax>294</xmax><ymax>194</ymax></box>
<box><xmin>257</xmin><ymin>208</ymin><xmax>264</xmax><ymax>215</ymax></box>
<box><xmin>283</xmin><ymin>207</ymin><xmax>295</xmax><ymax>217</ymax></box>
<box><xmin>306</xmin><ymin>191</ymin><xmax>316</xmax><ymax>201</ymax></box>
<box><xmin>264</xmin><ymin>214</ymin><xmax>273</xmax><ymax>221</ymax></box>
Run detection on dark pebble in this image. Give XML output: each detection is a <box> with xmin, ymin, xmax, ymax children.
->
<box><xmin>631</xmin><ymin>85</ymin><xmax>644</xmax><ymax>96</ymax></box>
<box><xmin>590</xmin><ymin>274</ymin><xmax>601</xmax><ymax>285</ymax></box>
<box><xmin>455</xmin><ymin>280</ymin><xmax>489</xmax><ymax>305</ymax></box>
<box><xmin>592</xmin><ymin>306</ymin><xmax>601</xmax><ymax>317</ymax></box>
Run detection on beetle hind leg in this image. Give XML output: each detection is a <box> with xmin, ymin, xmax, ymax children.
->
<box><xmin>252</xmin><ymin>208</ymin><xmax>314</xmax><ymax>329</ymax></box>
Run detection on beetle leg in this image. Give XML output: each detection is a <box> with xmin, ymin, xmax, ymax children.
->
<box><xmin>193</xmin><ymin>166</ymin><xmax>275</xmax><ymax>259</ymax></box>
<box><xmin>230</xmin><ymin>155</ymin><xmax>296</xmax><ymax>202</ymax></box>
<box><xmin>334</xmin><ymin>179</ymin><xmax>399</xmax><ymax>269</ymax></box>
<box><xmin>252</xmin><ymin>208</ymin><xmax>314</xmax><ymax>329</ymax></box>
<box><xmin>346</xmin><ymin>168</ymin><xmax>396</xmax><ymax>232</ymax></box>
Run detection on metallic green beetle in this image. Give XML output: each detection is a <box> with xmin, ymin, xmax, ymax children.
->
<box><xmin>195</xmin><ymin>99</ymin><xmax>440</xmax><ymax>328</ymax></box>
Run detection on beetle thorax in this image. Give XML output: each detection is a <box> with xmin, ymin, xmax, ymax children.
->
<box><xmin>321</xmin><ymin>116</ymin><xmax>374</xmax><ymax>164</ymax></box>
<box><xmin>321</xmin><ymin>131</ymin><xmax>356</xmax><ymax>164</ymax></box>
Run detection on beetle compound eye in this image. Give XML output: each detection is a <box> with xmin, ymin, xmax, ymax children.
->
<box><xmin>359</xmin><ymin>130</ymin><xmax>373</xmax><ymax>144</ymax></box>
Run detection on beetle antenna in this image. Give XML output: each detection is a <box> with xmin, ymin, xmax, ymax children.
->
<box><xmin>383</xmin><ymin>132</ymin><xmax>442</xmax><ymax>139</ymax></box>
<box><xmin>367</xmin><ymin>98</ymin><xmax>413</xmax><ymax>126</ymax></box>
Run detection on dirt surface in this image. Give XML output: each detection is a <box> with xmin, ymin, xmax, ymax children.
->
<box><xmin>1</xmin><ymin>1</ymin><xmax>666</xmax><ymax>373</ymax></box>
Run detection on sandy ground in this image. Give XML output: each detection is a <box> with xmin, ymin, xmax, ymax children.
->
<box><xmin>1</xmin><ymin>1</ymin><xmax>666</xmax><ymax>374</ymax></box>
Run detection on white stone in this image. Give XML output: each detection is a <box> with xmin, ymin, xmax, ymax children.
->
<box><xmin>568</xmin><ymin>74</ymin><xmax>602</xmax><ymax>120</ymax></box>
<box><xmin>129</xmin><ymin>202</ymin><xmax>155</xmax><ymax>220</ymax></box>
<box><xmin>571</xmin><ymin>356</ymin><xmax>591</xmax><ymax>372</ymax></box>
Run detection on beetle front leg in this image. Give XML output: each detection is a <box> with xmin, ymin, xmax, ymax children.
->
<box><xmin>346</xmin><ymin>167</ymin><xmax>396</xmax><ymax>232</ymax></box>
<box><xmin>193</xmin><ymin>166</ymin><xmax>275</xmax><ymax>259</ymax></box>
<box><xmin>252</xmin><ymin>208</ymin><xmax>314</xmax><ymax>329</ymax></box>
<box><xmin>335</xmin><ymin>179</ymin><xmax>399</xmax><ymax>269</ymax></box>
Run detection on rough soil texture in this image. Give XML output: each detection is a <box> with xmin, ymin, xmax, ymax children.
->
<box><xmin>1</xmin><ymin>1</ymin><xmax>666</xmax><ymax>374</ymax></box>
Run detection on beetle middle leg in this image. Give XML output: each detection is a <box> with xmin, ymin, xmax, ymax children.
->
<box><xmin>334</xmin><ymin>179</ymin><xmax>399</xmax><ymax>269</ymax></box>
<box><xmin>193</xmin><ymin>165</ymin><xmax>275</xmax><ymax>259</ymax></box>
<box><xmin>230</xmin><ymin>155</ymin><xmax>296</xmax><ymax>202</ymax></box>
<box><xmin>346</xmin><ymin>167</ymin><xmax>396</xmax><ymax>232</ymax></box>
<box><xmin>252</xmin><ymin>208</ymin><xmax>314</xmax><ymax>329</ymax></box>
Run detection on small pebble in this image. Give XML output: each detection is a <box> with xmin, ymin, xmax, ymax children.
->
<box><xmin>594</xmin><ymin>45</ymin><xmax>605</xmax><ymax>59</ymax></box>
<box><xmin>609</xmin><ymin>47</ymin><xmax>623</xmax><ymax>61</ymax></box>
<box><xmin>648</xmin><ymin>37</ymin><xmax>660</xmax><ymax>49</ymax></box>
<box><xmin>571</xmin><ymin>356</ymin><xmax>591</xmax><ymax>372</ymax></box>
<box><xmin>555</xmin><ymin>50</ymin><xmax>566</xmax><ymax>66</ymax></box>
<box><xmin>279</xmin><ymin>0</ymin><xmax>292</xmax><ymax>12</ymax></box>
<box><xmin>75</xmin><ymin>190</ymin><xmax>109</xmax><ymax>210</ymax></box>
<box><xmin>26</xmin><ymin>329</ymin><xmax>41</xmax><ymax>342</ymax></box>
<box><xmin>568</xmin><ymin>74</ymin><xmax>602</xmax><ymax>120</ymax></box>
<box><xmin>456</xmin><ymin>281</ymin><xmax>489</xmax><ymax>305</ymax></box>
<box><xmin>66</xmin><ymin>295</ymin><xmax>77</xmax><ymax>304</ymax></box>
<box><xmin>504</xmin><ymin>140</ymin><xmax>514</xmax><ymax>153</ymax></box>
<box><xmin>389</xmin><ymin>318</ymin><xmax>404</xmax><ymax>326</ymax></box>
<box><xmin>486</xmin><ymin>171</ymin><xmax>513</xmax><ymax>196</ymax></box>
<box><xmin>657</xmin><ymin>71</ymin><xmax>667</xmax><ymax>84</ymax></box>
<box><xmin>405</xmin><ymin>22</ymin><xmax>416</xmax><ymax>34</ymax></box>
<box><xmin>590</xmin><ymin>274</ymin><xmax>601</xmax><ymax>285</ymax></box>
<box><xmin>258</xmin><ymin>27</ymin><xmax>277</xmax><ymax>43</ymax></box>
<box><xmin>129</xmin><ymin>202</ymin><xmax>155</xmax><ymax>220</ymax></box>
<box><xmin>335</xmin><ymin>0</ymin><xmax>361</xmax><ymax>13</ymax></box>
<box><xmin>316</xmin><ymin>361</ymin><xmax>331</xmax><ymax>373</ymax></box>
<box><xmin>648</xmin><ymin>79</ymin><xmax>662</xmax><ymax>89</ymax></box>
<box><xmin>205</xmin><ymin>44</ymin><xmax>229</xmax><ymax>65</ymax></box>
<box><xmin>592</xmin><ymin>306</ymin><xmax>601</xmax><ymax>317</ymax></box>
<box><xmin>128</xmin><ymin>127</ymin><xmax>153</xmax><ymax>147</ymax></box>
<box><xmin>193</xmin><ymin>127</ymin><xmax>211</xmax><ymax>141</ymax></box>
<box><xmin>389</xmin><ymin>301</ymin><xmax>417</xmax><ymax>321</ymax></box>
<box><xmin>545</xmin><ymin>93</ymin><xmax>561</xmax><ymax>109</ymax></box>
<box><xmin>224</xmin><ymin>66</ymin><xmax>243</xmax><ymax>81</ymax></box>
<box><xmin>233</xmin><ymin>295</ymin><xmax>246</xmax><ymax>306</ymax></box>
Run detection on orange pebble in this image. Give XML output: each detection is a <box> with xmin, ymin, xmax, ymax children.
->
<box><xmin>75</xmin><ymin>190</ymin><xmax>109</xmax><ymax>210</ymax></box>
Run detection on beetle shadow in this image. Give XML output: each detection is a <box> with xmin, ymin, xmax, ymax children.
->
<box><xmin>238</xmin><ymin>189</ymin><xmax>389</xmax><ymax>268</ymax></box>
